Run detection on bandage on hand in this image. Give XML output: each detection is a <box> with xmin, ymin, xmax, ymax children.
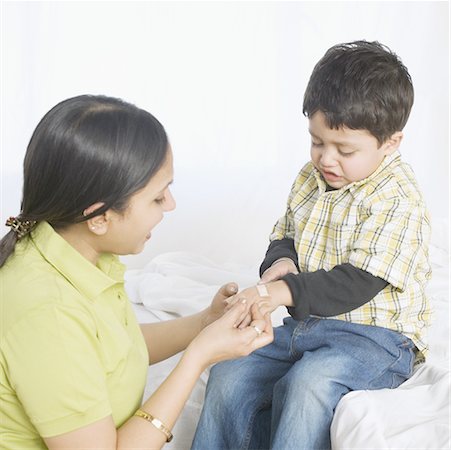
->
<box><xmin>256</xmin><ymin>284</ymin><xmax>270</xmax><ymax>298</ymax></box>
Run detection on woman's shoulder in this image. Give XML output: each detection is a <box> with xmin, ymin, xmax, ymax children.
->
<box><xmin>1</xmin><ymin>240</ymin><xmax>93</xmax><ymax>339</ymax></box>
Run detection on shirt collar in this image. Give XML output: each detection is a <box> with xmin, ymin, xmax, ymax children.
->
<box><xmin>30</xmin><ymin>221</ymin><xmax>125</xmax><ymax>300</ymax></box>
<box><xmin>312</xmin><ymin>150</ymin><xmax>402</xmax><ymax>194</ymax></box>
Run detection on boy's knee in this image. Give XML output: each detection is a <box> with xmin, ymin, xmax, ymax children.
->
<box><xmin>274</xmin><ymin>365</ymin><xmax>338</xmax><ymax>401</ymax></box>
<box><xmin>207</xmin><ymin>360</ymin><xmax>249</xmax><ymax>398</ymax></box>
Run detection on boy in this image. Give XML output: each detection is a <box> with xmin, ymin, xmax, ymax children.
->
<box><xmin>191</xmin><ymin>41</ymin><xmax>431</xmax><ymax>450</ymax></box>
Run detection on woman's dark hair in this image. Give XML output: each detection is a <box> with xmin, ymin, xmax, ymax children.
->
<box><xmin>0</xmin><ymin>94</ymin><xmax>169</xmax><ymax>267</ymax></box>
<box><xmin>303</xmin><ymin>40</ymin><xmax>414</xmax><ymax>145</ymax></box>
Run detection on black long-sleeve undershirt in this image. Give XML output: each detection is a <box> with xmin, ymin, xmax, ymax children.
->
<box><xmin>259</xmin><ymin>238</ymin><xmax>388</xmax><ymax>319</ymax></box>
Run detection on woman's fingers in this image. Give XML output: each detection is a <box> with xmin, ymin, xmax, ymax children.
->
<box><xmin>216</xmin><ymin>282</ymin><xmax>238</xmax><ymax>303</ymax></box>
<box><xmin>220</xmin><ymin>298</ymin><xmax>249</xmax><ymax>327</ymax></box>
<box><xmin>198</xmin><ymin>302</ymin><xmax>274</xmax><ymax>364</ymax></box>
<box><xmin>249</xmin><ymin>304</ymin><xmax>269</xmax><ymax>333</ymax></box>
<box><xmin>239</xmin><ymin>314</ymin><xmax>274</xmax><ymax>350</ymax></box>
<box><xmin>224</xmin><ymin>293</ymin><xmax>239</xmax><ymax>307</ymax></box>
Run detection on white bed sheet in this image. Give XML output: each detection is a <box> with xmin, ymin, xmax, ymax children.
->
<box><xmin>126</xmin><ymin>238</ymin><xmax>450</xmax><ymax>449</ymax></box>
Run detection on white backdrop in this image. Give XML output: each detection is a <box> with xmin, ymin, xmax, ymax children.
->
<box><xmin>1</xmin><ymin>1</ymin><xmax>449</xmax><ymax>269</ymax></box>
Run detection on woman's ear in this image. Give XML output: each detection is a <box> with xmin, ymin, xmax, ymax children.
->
<box><xmin>382</xmin><ymin>131</ymin><xmax>403</xmax><ymax>156</ymax></box>
<box><xmin>83</xmin><ymin>203</ymin><xmax>108</xmax><ymax>236</ymax></box>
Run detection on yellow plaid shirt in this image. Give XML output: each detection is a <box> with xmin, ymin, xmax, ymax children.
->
<box><xmin>271</xmin><ymin>151</ymin><xmax>432</xmax><ymax>354</ymax></box>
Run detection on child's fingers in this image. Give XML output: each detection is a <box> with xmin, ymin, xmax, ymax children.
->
<box><xmin>256</xmin><ymin>301</ymin><xmax>272</xmax><ymax>316</ymax></box>
<box><xmin>249</xmin><ymin>302</ymin><xmax>264</xmax><ymax>319</ymax></box>
<box><xmin>237</xmin><ymin>311</ymin><xmax>252</xmax><ymax>328</ymax></box>
<box><xmin>238</xmin><ymin>313</ymin><xmax>253</xmax><ymax>329</ymax></box>
<box><xmin>261</xmin><ymin>271</ymin><xmax>282</xmax><ymax>284</ymax></box>
<box><xmin>259</xmin><ymin>269</ymin><xmax>277</xmax><ymax>284</ymax></box>
<box><xmin>240</xmin><ymin>303</ymin><xmax>267</xmax><ymax>327</ymax></box>
<box><xmin>238</xmin><ymin>300</ymin><xmax>268</xmax><ymax>329</ymax></box>
<box><xmin>263</xmin><ymin>312</ymin><xmax>273</xmax><ymax>334</ymax></box>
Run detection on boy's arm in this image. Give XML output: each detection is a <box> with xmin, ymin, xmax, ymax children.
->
<box><xmin>282</xmin><ymin>263</ymin><xmax>388</xmax><ymax>319</ymax></box>
<box><xmin>278</xmin><ymin>196</ymin><xmax>430</xmax><ymax>320</ymax></box>
<box><xmin>226</xmin><ymin>263</ymin><xmax>386</xmax><ymax>328</ymax></box>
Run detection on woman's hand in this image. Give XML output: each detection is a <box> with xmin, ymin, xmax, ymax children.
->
<box><xmin>140</xmin><ymin>282</ymin><xmax>241</xmax><ymax>365</ymax></box>
<box><xmin>201</xmin><ymin>282</ymin><xmax>239</xmax><ymax>329</ymax></box>
<box><xmin>187</xmin><ymin>301</ymin><xmax>273</xmax><ymax>369</ymax></box>
<box><xmin>260</xmin><ymin>258</ymin><xmax>299</xmax><ymax>283</ymax></box>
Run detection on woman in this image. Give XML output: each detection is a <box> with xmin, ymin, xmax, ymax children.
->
<box><xmin>0</xmin><ymin>95</ymin><xmax>273</xmax><ymax>449</ymax></box>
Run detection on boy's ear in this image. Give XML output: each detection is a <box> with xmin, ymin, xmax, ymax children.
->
<box><xmin>83</xmin><ymin>202</ymin><xmax>108</xmax><ymax>236</ymax></box>
<box><xmin>382</xmin><ymin>131</ymin><xmax>403</xmax><ymax>156</ymax></box>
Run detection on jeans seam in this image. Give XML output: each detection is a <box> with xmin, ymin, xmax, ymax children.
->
<box><xmin>289</xmin><ymin>318</ymin><xmax>320</xmax><ymax>358</ymax></box>
<box><xmin>240</xmin><ymin>395</ymin><xmax>272</xmax><ymax>450</ymax></box>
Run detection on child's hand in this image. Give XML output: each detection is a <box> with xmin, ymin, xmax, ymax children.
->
<box><xmin>225</xmin><ymin>280</ymin><xmax>293</xmax><ymax>328</ymax></box>
<box><xmin>259</xmin><ymin>258</ymin><xmax>299</xmax><ymax>284</ymax></box>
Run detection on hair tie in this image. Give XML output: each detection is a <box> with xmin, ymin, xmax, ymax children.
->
<box><xmin>5</xmin><ymin>216</ymin><xmax>37</xmax><ymax>239</ymax></box>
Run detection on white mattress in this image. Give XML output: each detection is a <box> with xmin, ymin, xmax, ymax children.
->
<box><xmin>126</xmin><ymin>236</ymin><xmax>450</xmax><ymax>449</ymax></box>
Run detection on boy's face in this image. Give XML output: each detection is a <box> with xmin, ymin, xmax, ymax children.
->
<box><xmin>309</xmin><ymin>111</ymin><xmax>400</xmax><ymax>189</ymax></box>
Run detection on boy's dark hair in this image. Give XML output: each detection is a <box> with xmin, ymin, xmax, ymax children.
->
<box><xmin>0</xmin><ymin>95</ymin><xmax>169</xmax><ymax>267</ymax></box>
<box><xmin>303</xmin><ymin>40</ymin><xmax>414</xmax><ymax>144</ymax></box>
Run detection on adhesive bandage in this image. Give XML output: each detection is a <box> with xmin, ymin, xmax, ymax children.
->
<box><xmin>256</xmin><ymin>284</ymin><xmax>270</xmax><ymax>297</ymax></box>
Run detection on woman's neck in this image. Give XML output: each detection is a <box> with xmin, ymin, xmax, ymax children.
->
<box><xmin>56</xmin><ymin>224</ymin><xmax>101</xmax><ymax>266</ymax></box>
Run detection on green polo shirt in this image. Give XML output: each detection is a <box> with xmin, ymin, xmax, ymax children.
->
<box><xmin>0</xmin><ymin>222</ymin><xmax>149</xmax><ymax>449</ymax></box>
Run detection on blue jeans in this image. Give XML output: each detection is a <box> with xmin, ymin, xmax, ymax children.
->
<box><xmin>191</xmin><ymin>317</ymin><xmax>416</xmax><ymax>450</ymax></box>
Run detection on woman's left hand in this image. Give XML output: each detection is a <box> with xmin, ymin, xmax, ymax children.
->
<box><xmin>201</xmin><ymin>282</ymin><xmax>239</xmax><ymax>328</ymax></box>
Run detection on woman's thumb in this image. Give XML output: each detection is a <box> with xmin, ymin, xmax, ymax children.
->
<box><xmin>218</xmin><ymin>282</ymin><xmax>238</xmax><ymax>299</ymax></box>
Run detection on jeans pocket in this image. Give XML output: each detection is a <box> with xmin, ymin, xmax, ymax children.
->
<box><xmin>389</xmin><ymin>340</ymin><xmax>416</xmax><ymax>388</ymax></box>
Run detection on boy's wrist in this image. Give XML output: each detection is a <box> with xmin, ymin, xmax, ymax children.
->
<box><xmin>267</xmin><ymin>280</ymin><xmax>294</xmax><ymax>307</ymax></box>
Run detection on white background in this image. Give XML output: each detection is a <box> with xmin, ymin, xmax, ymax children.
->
<box><xmin>1</xmin><ymin>1</ymin><xmax>449</xmax><ymax>269</ymax></box>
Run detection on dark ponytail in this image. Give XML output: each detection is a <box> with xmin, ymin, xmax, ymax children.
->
<box><xmin>0</xmin><ymin>232</ymin><xmax>19</xmax><ymax>267</ymax></box>
<box><xmin>0</xmin><ymin>95</ymin><xmax>169</xmax><ymax>267</ymax></box>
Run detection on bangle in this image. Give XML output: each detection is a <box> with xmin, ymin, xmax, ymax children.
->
<box><xmin>134</xmin><ymin>409</ymin><xmax>173</xmax><ymax>442</ymax></box>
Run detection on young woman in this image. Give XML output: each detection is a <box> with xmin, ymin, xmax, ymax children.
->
<box><xmin>0</xmin><ymin>95</ymin><xmax>273</xmax><ymax>449</ymax></box>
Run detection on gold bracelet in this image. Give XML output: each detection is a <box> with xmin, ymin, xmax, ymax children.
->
<box><xmin>134</xmin><ymin>409</ymin><xmax>173</xmax><ymax>442</ymax></box>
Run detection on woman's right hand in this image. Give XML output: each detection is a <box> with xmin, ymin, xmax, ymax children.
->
<box><xmin>186</xmin><ymin>301</ymin><xmax>273</xmax><ymax>370</ymax></box>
